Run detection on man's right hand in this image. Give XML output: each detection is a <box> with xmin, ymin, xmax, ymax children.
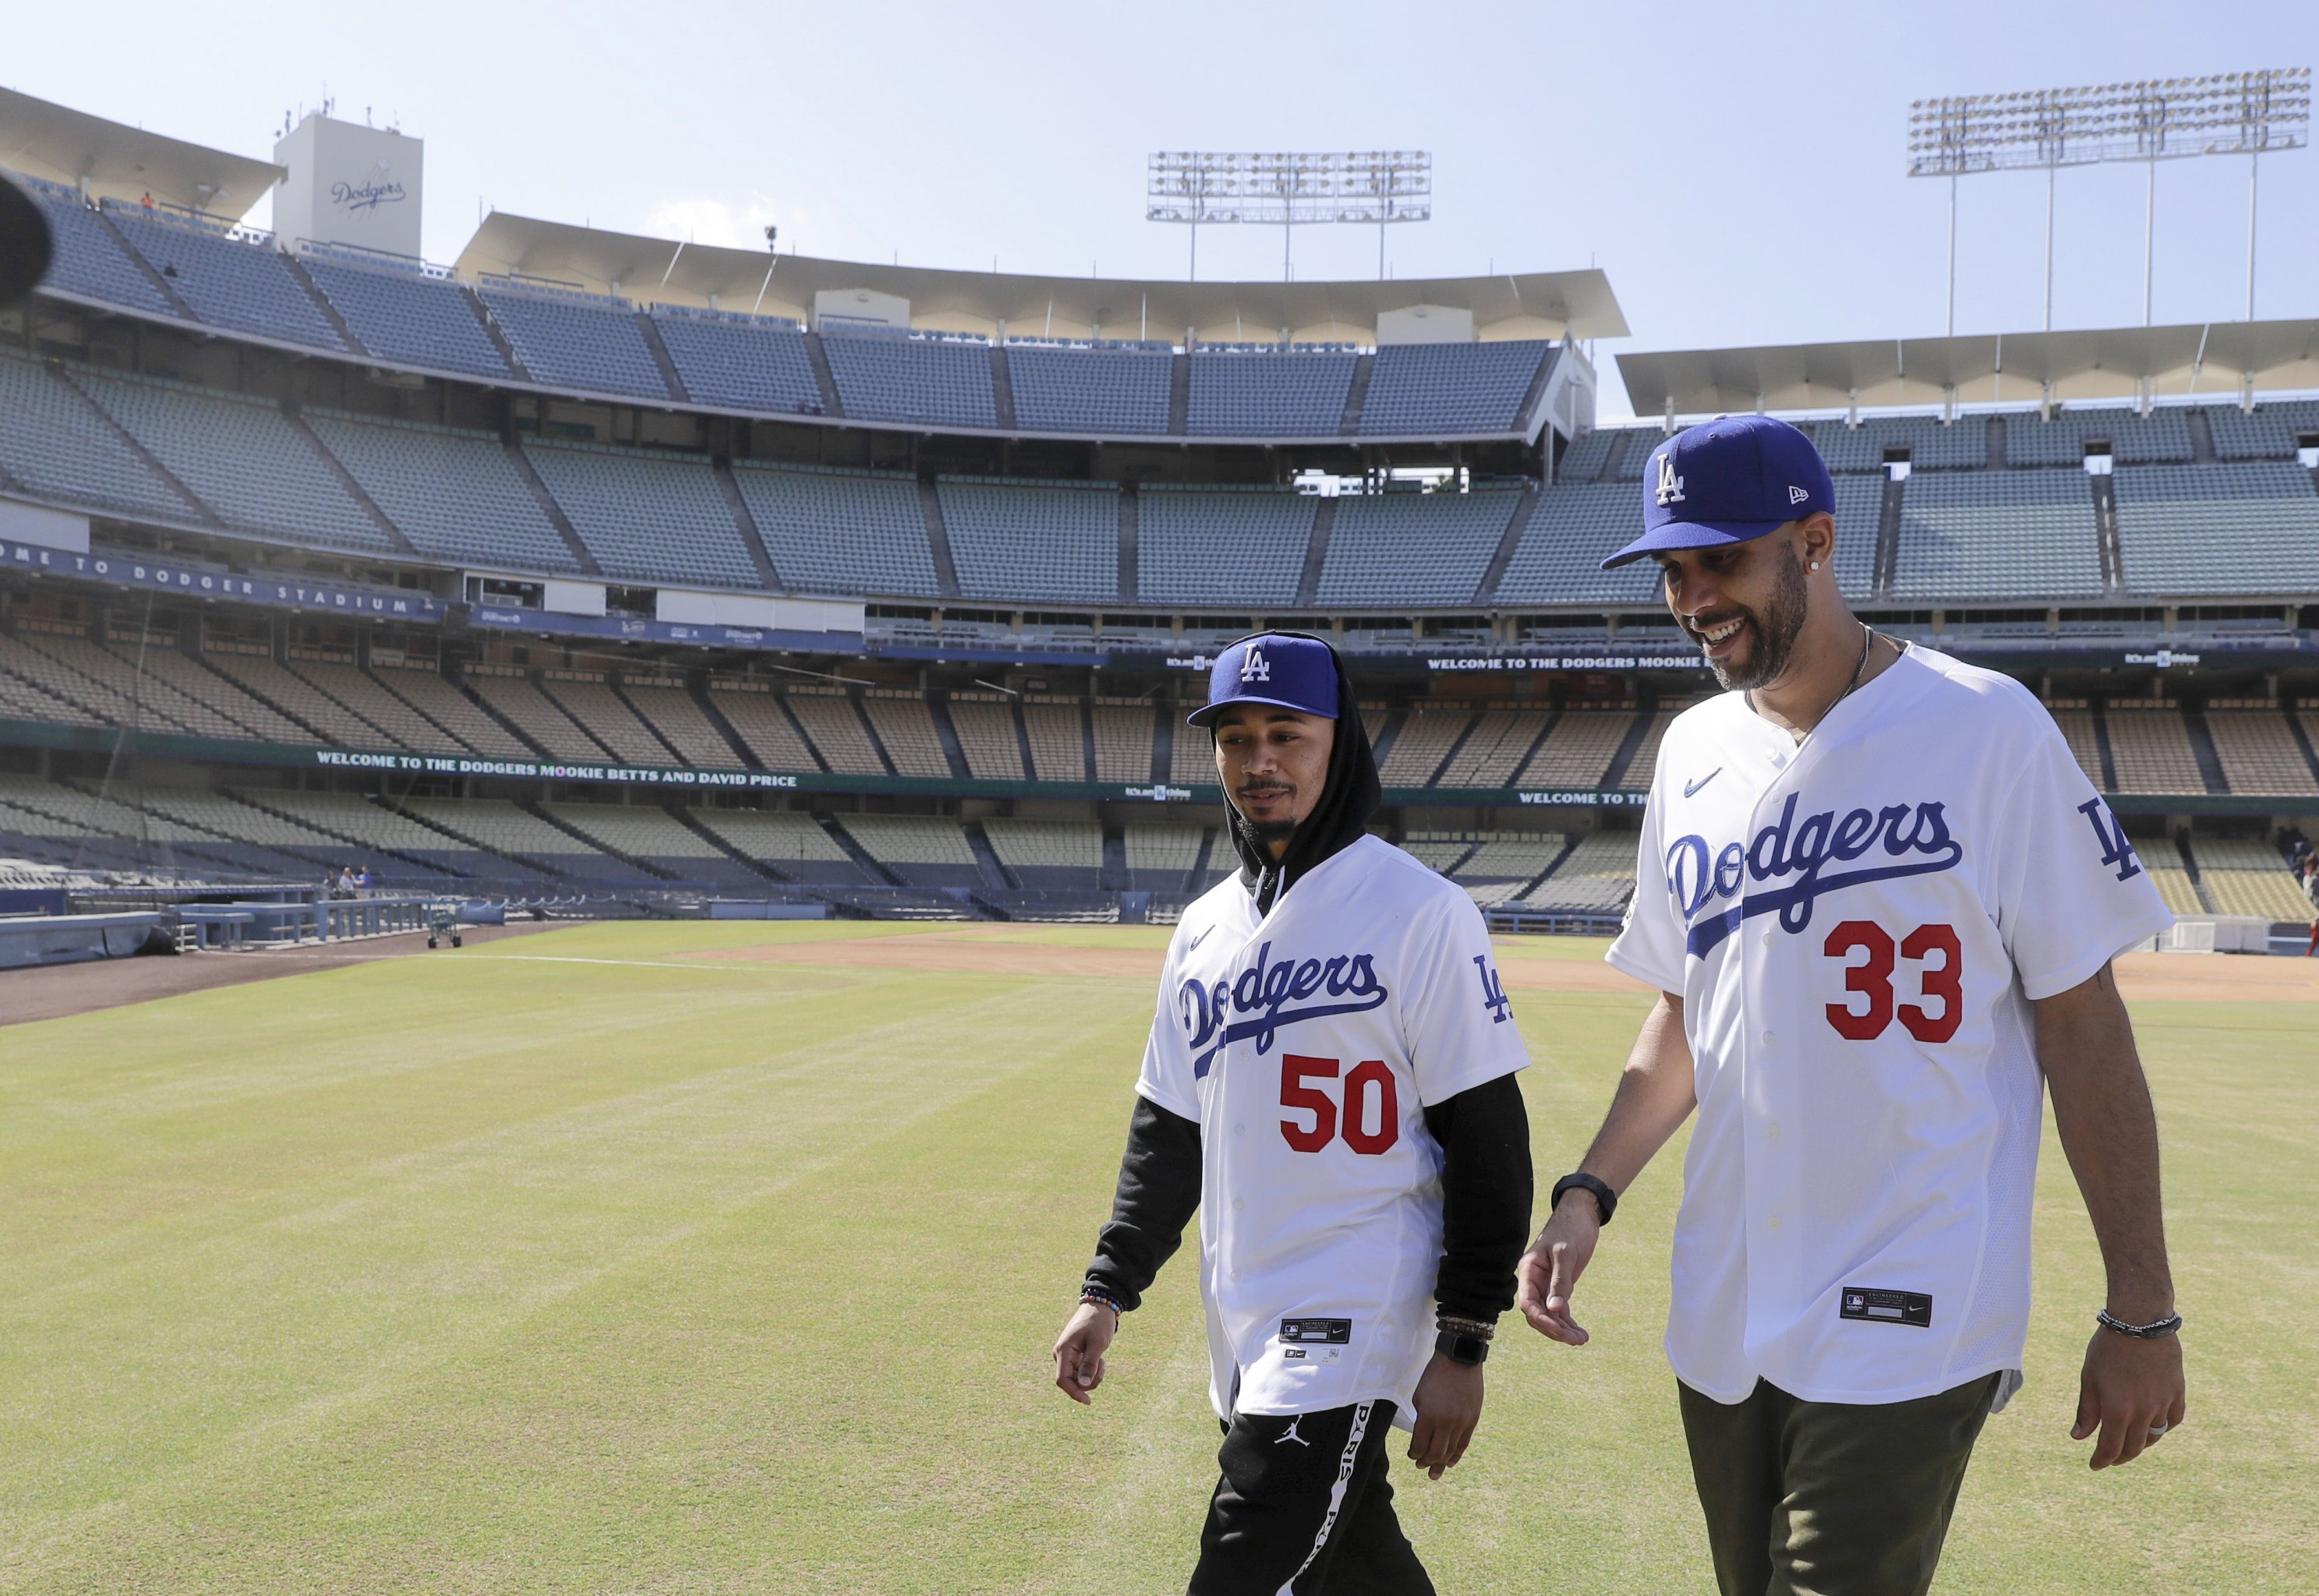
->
<box><xmin>1052</xmin><ymin>1301</ymin><xmax>1118</xmax><ymax>1404</ymax></box>
<box><xmin>1515</xmin><ymin>1190</ymin><xmax>1603</xmax><ymax>1345</ymax></box>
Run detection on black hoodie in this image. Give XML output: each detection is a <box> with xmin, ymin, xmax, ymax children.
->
<box><xmin>1082</xmin><ymin>636</ymin><xmax>1532</xmax><ymax>1328</ymax></box>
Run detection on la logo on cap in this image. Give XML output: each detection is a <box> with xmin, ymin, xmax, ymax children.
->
<box><xmin>1655</xmin><ymin>453</ymin><xmax>1685</xmax><ymax>507</ymax></box>
<box><xmin>1241</xmin><ymin>646</ymin><xmax>1271</xmax><ymax>683</ymax></box>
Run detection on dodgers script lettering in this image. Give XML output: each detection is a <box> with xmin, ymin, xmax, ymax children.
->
<box><xmin>1179</xmin><ymin>941</ymin><xmax>1389</xmax><ymax>1078</ymax></box>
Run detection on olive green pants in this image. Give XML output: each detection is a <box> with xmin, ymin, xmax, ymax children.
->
<box><xmin>1677</xmin><ymin>1374</ymin><xmax>2000</xmax><ymax>1596</ymax></box>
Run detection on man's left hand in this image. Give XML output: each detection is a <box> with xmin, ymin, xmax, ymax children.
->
<box><xmin>1407</xmin><ymin>1352</ymin><xmax>1483</xmax><ymax>1481</ymax></box>
<box><xmin>2071</xmin><ymin>1326</ymin><xmax>2186</xmax><ymax>1470</ymax></box>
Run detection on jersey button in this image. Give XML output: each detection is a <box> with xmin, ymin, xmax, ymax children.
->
<box><xmin>1232</xmin><ymin>1199</ymin><xmax>1244</xmax><ymax>1211</ymax></box>
<box><xmin>1761</xmin><ymin>1029</ymin><xmax>1776</xmax><ymax>1046</ymax></box>
<box><xmin>1766</xmin><ymin>1213</ymin><xmax>1783</xmax><ymax>1232</ymax></box>
<box><xmin>1762</xmin><ymin>930</ymin><xmax>1775</xmax><ymax>947</ymax></box>
<box><xmin>1233</xmin><ymin>1122</ymin><xmax>1246</xmax><ymax>1137</ymax></box>
<box><xmin>1764</xmin><ymin>1121</ymin><xmax>1781</xmax><ymax>1140</ymax></box>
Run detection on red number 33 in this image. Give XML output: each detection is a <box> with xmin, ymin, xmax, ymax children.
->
<box><xmin>1823</xmin><ymin>921</ymin><xmax>1963</xmax><ymax>1043</ymax></box>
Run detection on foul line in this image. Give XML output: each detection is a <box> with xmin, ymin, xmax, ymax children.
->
<box><xmin>487</xmin><ymin>955</ymin><xmax>776</xmax><ymax>972</ymax></box>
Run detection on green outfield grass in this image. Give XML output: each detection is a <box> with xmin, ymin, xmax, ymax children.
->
<box><xmin>1</xmin><ymin>922</ymin><xmax>2310</xmax><ymax>1593</ymax></box>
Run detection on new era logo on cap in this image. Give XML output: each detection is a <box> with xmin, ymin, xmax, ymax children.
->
<box><xmin>1600</xmin><ymin>414</ymin><xmax>1836</xmax><ymax>570</ymax></box>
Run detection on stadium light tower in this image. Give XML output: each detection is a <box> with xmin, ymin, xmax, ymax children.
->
<box><xmin>1908</xmin><ymin>69</ymin><xmax>2308</xmax><ymax>332</ymax></box>
<box><xmin>1147</xmin><ymin>151</ymin><xmax>1431</xmax><ymax>282</ymax></box>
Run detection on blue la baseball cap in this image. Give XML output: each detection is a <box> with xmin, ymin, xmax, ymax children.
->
<box><xmin>1600</xmin><ymin>414</ymin><xmax>1836</xmax><ymax>569</ymax></box>
<box><xmin>1188</xmin><ymin>633</ymin><xmax>1340</xmax><ymax>727</ymax></box>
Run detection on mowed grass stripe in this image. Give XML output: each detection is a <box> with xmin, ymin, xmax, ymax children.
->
<box><xmin>0</xmin><ymin>924</ymin><xmax>2311</xmax><ymax>1593</ymax></box>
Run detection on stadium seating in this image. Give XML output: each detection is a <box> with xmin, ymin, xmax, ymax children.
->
<box><xmin>1814</xmin><ymin>415</ymin><xmax>1981</xmax><ymax>472</ymax></box>
<box><xmin>1091</xmin><ymin>701</ymin><xmax>1155</xmax><ymax>782</ymax></box>
<box><xmin>1123</xmin><ymin>822</ymin><xmax>1207</xmax><ymax>890</ymax></box>
<box><xmin>1187</xmin><ymin>351</ymin><xmax>1355</xmax><ymax>436</ymax></box>
<box><xmin>1359</xmin><ymin>341</ymin><xmax>1547</xmax><ymax>435</ymax></box>
<box><xmin>650</xmin><ymin>310</ymin><xmax>822</xmax><ymax>413</ymax></box>
<box><xmin>1494</xmin><ymin>482</ymin><xmax>1664</xmax><ymax>607</ymax></box>
<box><xmin>1829</xmin><ymin>474</ymin><xmax>1886</xmax><ymax>598</ymax></box>
<box><xmin>1378</xmin><ymin>705</ymin><xmax>1471</xmax><ymax>786</ymax></box>
<box><xmin>784</xmin><ymin>687</ymin><xmax>886</xmax><ymax>775</ymax></box>
<box><xmin>205</xmin><ymin>651</ymin><xmax>384</xmax><ymax>747</ymax></box>
<box><xmin>108</xmin><ymin>641</ymin><xmax>313</xmax><ymax>743</ymax></box>
<box><xmin>948</xmin><ymin>694</ymin><xmax>1027</xmax><ymax>779</ymax></box>
<box><xmin>1006</xmin><ymin>344</ymin><xmax>1172</xmax><ymax>435</ymax></box>
<box><xmin>1892</xmin><ymin>470</ymin><xmax>2102</xmax><ymax>600</ymax></box>
<box><xmin>300</xmin><ymin>255</ymin><xmax>513</xmax><ymax>379</ymax></box>
<box><xmin>539</xmin><ymin>801</ymin><xmax>772</xmax><ymax>888</ymax></box>
<box><xmin>939</xmin><ymin>478</ymin><xmax>1117</xmax><ymax>604</ymax></box>
<box><xmin>538</xmin><ymin>675</ymin><xmax>680</xmax><ymax>767</ymax></box>
<box><xmin>2186</xmin><ymin>837</ymin><xmax>2311</xmax><ymax>922</ymax></box>
<box><xmin>1435</xmin><ymin>711</ymin><xmax>1550</xmax><ymax>787</ymax></box>
<box><xmin>12</xmin><ymin>630</ymin><xmax>252</xmax><ymax>738</ymax></box>
<box><xmin>1515</xmin><ymin>709</ymin><xmax>1634</xmax><ymax>789</ymax></box>
<box><xmin>2003</xmin><ymin>407</ymin><xmax>2193</xmax><ymax>467</ymax></box>
<box><xmin>1619</xmin><ymin>707</ymin><xmax>1680</xmax><ymax>790</ymax></box>
<box><xmin>20</xmin><ymin>182</ymin><xmax>177</xmax><ymax>315</ymax></box>
<box><xmin>401</xmin><ymin>795</ymin><xmax>661</xmax><ymax>883</ymax></box>
<box><xmin>837</xmin><ymin>812</ymin><xmax>985</xmax><ymax>888</ymax></box>
<box><xmin>732</xmin><ymin>463</ymin><xmax>939</xmax><ymax>598</ymax></box>
<box><xmin>982</xmin><ymin>817</ymin><xmax>1105</xmax><ymax>888</ymax></box>
<box><xmin>699</xmin><ymin>682</ymin><xmax>815</xmax><ymax>772</ymax></box>
<box><xmin>2114</xmin><ymin>463</ymin><xmax>2319</xmax><ymax>597</ymax></box>
<box><xmin>97</xmin><ymin>782</ymin><xmax>359</xmax><ymax>877</ymax></box>
<box><xmin>1137</xmin><ymin>486</ymin><xmax>1313</xmax><ymax>607</ymax></box>
<box><xmin>859</xmin><ymin>690</ymin><xmax>953</xmax><ymax>778</ymax></box>
<box><xmin>687</xmin><ymin>806</ymin><xmax>864</xmax><ymax>885</ymax></box>
<box><xmin>465</xmin><ymin>672</ymin><xmax>610</xmax><ymax>762</ymax></box>
<box><xmin>309</xmin><ymin>412</ymin><xmax>579</xmax><ymax>573</ymax></box>
<box><xmin>523</xmin><ymin>440</ymin><xmax>760</xmax><ymax>588</ymax></box>
<box><xmin>2203</xmin><ymin>705</ymin><xmax>2319</xmax><ymax>797</ymax></box>
<box><xmin>2207</xmin><ymin>399</ymin><xmax>2319</xmax><ymax>461</ymax></box>
<box><xmin>2105</xmin><ymin>703</ymin><xmax>2205</xmax><ymax>795</ymax></box>
<box><xmin>622</xmin><ymin>680</ymin><xmax>746</xmax><ymax>769</ymax></box>
<box><xmin>103</xmin><ymin>206</ymin><xmax>345</xmax><ymax>350</ymax></box>
<box><xmin>0</xmin><ymin>772</ymin><xmax>260</xmax><ymax>875</ymax></box>
<box><xmin>73</xmin><ymin>369</ymin><xmax>392</xmax><ymax>552</ymax></box>
<box><xmin>1021</xmin><ymin>698</ymin><xmax>1087</xmax><ymax>782</ymax></box>
<box><xmin>367</xmin><ymin>660</ymin><xmax>538</xmax><ymax>759</ymax></box>
<box><xmin>2045</xmin><ymin>703</ymin><xmax>2107</xmax><ymax>789</ymax></box>
<box><xmin>0</xmin><ymin>351</ymin><xmax>197</xmax><ymax>524</ymax></box>
<box><xmin>820</xmin><ymin>330</ymin><xmax>996</xmax><ymax>428</ymax></box>
<box><xmin>1320</xmin><ymin>489</ymin><xmax>1520</xmax><ymax>607</ymax></box>
<box><xmin>478</xmin><ymin>285</ymin><xmax>670</xmax><ymax>397</ymax></box>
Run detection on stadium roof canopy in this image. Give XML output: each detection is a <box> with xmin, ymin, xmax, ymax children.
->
<box><xmin>454</xmin><ymin>210</ymin><xmax>1629</xmax><ymax>345</ymax></box>
<box><xmin>1620</xmin><ymin>320</ymin><xmax>2319</xmax><ymax>419</ymax></box>
<box><xmin>0</xmin><ymin>86</ymin><xmax>283</xmax><ymax>217</ymax></box>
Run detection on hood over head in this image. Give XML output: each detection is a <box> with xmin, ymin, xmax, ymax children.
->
<box><xmin>1209</xmin><ymin>632</ymin><xmax>1380</xmax><ymax>915</ymax></box>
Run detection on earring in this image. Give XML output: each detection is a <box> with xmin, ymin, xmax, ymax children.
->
<box><xmin>1808</xmin><ymin>562</ymin><xmax>1821</xmax><ymax>571</ymax></box>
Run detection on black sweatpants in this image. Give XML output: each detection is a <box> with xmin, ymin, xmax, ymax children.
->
<box><xmin>1188</xmin><ymin>1400</ymin><xmax>1433</xmax><ymax>1596</ymax></box>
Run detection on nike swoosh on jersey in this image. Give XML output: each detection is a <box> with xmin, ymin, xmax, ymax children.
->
<box><xmin>1186</xmin><ymin>925</ymin><xmax>1214</xmax><ymax>952</ymax></box>
<box><xmin>1684</xmin><ymin>768</ymin><xmax>1723</xmax><ymax>798</ymax></box>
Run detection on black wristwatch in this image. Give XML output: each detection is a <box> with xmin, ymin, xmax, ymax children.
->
<box><xmin>1435</xmin><ymin>1329</ymin><xmax>1490</xmax><ymax>1367</ymax></box>
<box><xmin>1551</xmin><ymin>1171</ymin><xmax>1618</xmax><ymax>1226</ymax></box>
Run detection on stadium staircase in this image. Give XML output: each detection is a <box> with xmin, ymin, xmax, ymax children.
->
<box><xmin>454</xmin><ymin>673</ymin><xmax>557</xmax><ymax>760</ymax></box>
<box><xmin>1294</xmin><ymin>499</ymin><xmax>1335</xmax><ymax>606</ymax></box>
<box><xmin>2087</xmin><ymin>702</ymin><xmax>2123</xmax><ymax>792</ymax></box>
<box><xmin>1338</xmin><ymin>354</ymin><xmax>1373</xmax><ymax>434</ymax></box>
<box><xmin>53</xmin><ymin>367</ymin><xmax>217</xmax><ymax>528</ymax></box>
<box><xmin>1983</xmin><ymin>415</ymin><xmax>2009</xmax><ymax>468</ymax></box>
<box><xmin>925</xmin><ymin>694</ymin><xmax>975</xmax><ymax>780</ymax></box>
<box><xmin>225</xmin><ymin>788</ymin><xmax>468</xmax><ymax>879</ymax></box>
<box><xmin>849</xmin><ymin>694</ymin><xmax>903</xmax><ymax>777</ymax></box>
<box><xmin>1100</xmin><ymin>825</ymin><xmax>1129</xmax><ymax>892</ymax></box>
<box><xmin>672</xmin><ymin>808</ymin><xmax>792</xmax><ymax>883</ymax></box>
<box><xmin>385</xmin><ymin>796</ymin><xmax>571</xmax><ymax>881</ymax></box>
<box><xmin>523</xmin><ymin>800</ymin><xmax>681</xmax><ymax>881</ymax></box>
<box><xmin>961</xmin><ymin>820</ymin><xmax>1016</xmax><ymax>890</ymax></box>
<box><xmin>1167</xmin><ymin>352</ymin><xmax>1190</xmax><ymax>435</ymax></box>
<box><xmin>2183</xmin><ymin>704</ymin><xmax>2230</xmax><ymax>796</ymax></box>
<box><xmin>2172</xmin><ymin>832</ymin><xmax>2218</xmax><ymax>914</ymax></box>
<box><xmin>2186</xmin><ymin>408</ymin><xmax>2218</xmax><ymax>464</ymax></box>
<box><xmin>818</xmin><ymin>814</ymin><xmax>904</xmax><ymax>886</ymax></box>
<box><xmin>988</xmin><ymin>345</ymin><xmax>1017</xmax><ymax>430</ymax></box>
<box><xmin>1598</xmin><ymin>709</ymin><xmax>1658</xmax><ymax>791</ymax></box>
<box><xmin>712</xmin><ymin>461</ymin><xmax>784</xmax><ymax>588</ymax></box>
<box><xmin>1367</xmin><ymin>708</ymin><xmax>1406</xmax><ymax>768</ymax></box>
<box><xmin>1116</xmin><ymin>484</ymin><xmax>1140</xmax><ymax>604</ymax></box>
<box><xmin>1474</xmin><ymin>482</ymin><xmax>1539</xmax><ymax>605</ymax></box>
<box><xmin>1516</xmin><ymin>835</ymin><xmax>1582</xmax><ymax>901</ymax></box>
<box><xmin>917</xmin><ymin>477</ymin><xmax>963</xmax><ymax>598</ymax></box>
<box><xmin>1597</xmin><ymin>430</ymin><xmax>1640</xmax><ymax>483</ymax></box>
<box><xmin>802</xmin><ymin>332</ymin><xmax>845</xmax><ymax>418</ymax></box>
<box><xmin>93</xmin><ymin>208</ymin><xmax>196</xmax><ymax>318</ymax></box>
<box><xmin>636</xmin><ymin>316</ymin><xmax>691</xmax><ymax>404</ymax></box>
<box><xmin>279</xmin><ymin>254</ymin><xmax>369</xmax><ymax>356</ymax></box>
<box><xmin>1872</xmin><ymin>476</ymin><xmax>1904</xmax><ymax>597</ymax></box>
<box><xmin>2091</xmin><ymin>475</ymin><xmax>2125</xmax><ymax>594</ymax></box>
<box><xmin>504</xmin><ymin>439</ymin><xmax>605</xmax><ymax>576</ymax></box>
<box><xmin>1186</xmin><ymin>828</ymin><xmax>1217</xmax><ymax>893</ymax></box>
<box><xmin>1513</xmin><ymin>348</ymin><xmax>1559</xmax><ymax>439</ymax></box>
<box><xmin>468</xmin><ymin>289</ymin><xmax>534</xmax><ymax>381</ymax></box>
<box><xmin>1149</xmin><ymin>703</ymin><xmax>1175</xmax><ymax>784</ymax></box>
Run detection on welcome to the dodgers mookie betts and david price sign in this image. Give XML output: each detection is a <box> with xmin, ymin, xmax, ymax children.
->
<box><xmin>312</xmin><ymin>750</ymin><xmax>801</xmax><ymax>787</ymax></box>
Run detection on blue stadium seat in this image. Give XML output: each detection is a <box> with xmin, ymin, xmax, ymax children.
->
<box><xmin>2115</xmin><ymin>462</ymin><xmax>2319</xmax><ymax>596</ymax></box>
<box><xmin>1137</xmin><ymin>486</ymin><xmax>1313</xmax><ymax>607</ymax></box>
<box><xmin>1187</xmin><ymin>350</ymin><xmax>1355</xmax><ymax>436</ymax></box>
<box><xmin>0</xmin><ymin>351</ymin><xmax>196</xmax><ymax>524</ymax></box>
<box><xmin>523</xmin><ymin>441</ymin><xmax>758</xmax><ymax>587</ymax></box>
<box><xmin>2002</xmin><ymin>407</ymin><xmax>2192</xmax><ymax>467</ymax></box>
<box><xmin>1814</xmin><ymin>415</ymin><xmax>1980</xmax><ymax>472</ymax></box>
<box><xmin>652</xmin><ymin>310</ymin><xmax>822</xmax><ymax>413</ymax></box>
<box><xmin>1891</xmin><ymin>469</ymin><xmax>2101</xmax><ymax>600</ymax></box>
<box><xmin>479</xmin><ymin>286</ymin><xmax>671</xmax><ymax>398</ymax></box>
<box><xmin>1359</xmin><ymin>342</ymin><xmax>1550</xmax><ymax>435</ymax></box>
<box><xmin>1494</xmin><ymin>482</ymin><xmax>1663</xmax><ymax>606</ymax></box>
<box><xmin>821</xmin><ymin>330</ymin><xmax>997</xmax><ymax>428</ymax></box>
<box><xmin>1317</xmin><ymin>489</ymin><xmax>1522</xmax><ymax>606</ymax></box>
<box><xmin>103</xmin><ymin>206</ymin><xmax>345</xmax><ymax>350</ymax></box>
<box><xmin>1006</xmin><ymin>344</ymin><xmax>1171</xmax><ymax>434</ymax></box>
<box><xmin>731</xmin><ymin>462</ymin><xmax>940</xmax><ymax>597</ymax></box>
<box><xmin>20</xmin><ymin>182</ymin><xmax>175</xmax><ymax>316</ymax></box>
<box><xmin>301</xmin><ymin>255</ymin><xmax>513</xmax><ymax>380</ymax></box>
<box><xmin>939</xmin><ymin>477</ymin><xmax>1116</xmax><ymax>603</ymax></box>
<box><xmin>307</xmin><ymin>413</ymin><xmax>580</xmax><ymax>573</ymax></box>
<box><xmin>2207</xmin><ymin>400</ymin><xmax>2319</xmax><ymax>461</ymax></box>
<box><xmin>73</xmin><ymin>369</ymin><xmax>392</xmax><ymax>552</ymax></box>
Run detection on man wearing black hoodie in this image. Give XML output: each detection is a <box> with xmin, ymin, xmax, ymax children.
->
<box><xmin>1052</xmin><ymin>632</ymin><xmax>1534</xmax><ymax>1594</ymax></box>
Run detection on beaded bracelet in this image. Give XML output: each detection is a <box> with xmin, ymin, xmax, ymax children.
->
<box><xmin>2095</xmin><ymin>1308</ymin><xmax>2183</xmax><ymax>1340</ymax></box>
<box><xmin>1079</xmin><ymin>1285</ymin><xmax>1128</xmax><ymax>1318</ymax></box>
<box><xmin>1436</xmin><ymin>1315</ymin><xmax>1497</xmax><ymax>1340</ymax></box>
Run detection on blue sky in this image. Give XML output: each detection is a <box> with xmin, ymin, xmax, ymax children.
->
<box><xmin>11</xmin><ymin>1</ymin><xmax>2313</xmax><ymax>416</ymax></box>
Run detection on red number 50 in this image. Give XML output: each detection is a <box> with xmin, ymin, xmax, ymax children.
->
<box><xmin>1280</xmin><ymin>1055</ymin><xmax>1400</xmax><ymax>1154</ymax></box>
<box><xmin>1823</xmin><ymin>922</ymin><xmax>1963</xmax><ymax>1043</ymax></box>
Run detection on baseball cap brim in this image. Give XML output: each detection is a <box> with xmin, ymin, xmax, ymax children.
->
<box><xmin>1599</xmin><ymin>516</ymin><xmax>1791</xmax><ymax>570</ymax></box>
<box><xmin>1186</xmin><ymin>693</ymin><xmax>1338</xmax><ymax>728</ymax></box>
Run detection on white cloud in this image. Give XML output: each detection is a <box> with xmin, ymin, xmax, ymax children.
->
<box><xmin>643</xmin><ymin>194</ymin><xmax>782</xmax><ymax>250</ymax></box>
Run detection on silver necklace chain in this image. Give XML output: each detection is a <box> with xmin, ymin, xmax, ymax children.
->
<box><xmin>1748</xmin><ymin>621</ymin><xmax>1882</xmax><ymax>746</ymax></box>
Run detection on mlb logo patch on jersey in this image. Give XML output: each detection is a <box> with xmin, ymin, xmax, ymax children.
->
<box><xmin>1279</xmin><ymin>1317</ymin><xmax>1352</xmax><ymax>1345</ymax></box>
<box><xmin>1839</xmin><ymin>1287</ymin><xmax>1932</xmax><ymax>1329</ymax></box>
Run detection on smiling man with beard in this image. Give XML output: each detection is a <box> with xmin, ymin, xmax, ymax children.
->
<box><xmin>1515</xmin><ymin>416</ymin><xmax>2186</xmax><ymax>1596</ymax></box>
<box><xmin>1052</xmin><ymin>631</ymin><xmax>1533</xmax><ymax>1594</ymax></box>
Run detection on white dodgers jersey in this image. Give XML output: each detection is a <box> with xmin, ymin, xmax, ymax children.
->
<box><xmin>1609</xmin><ymin>646</ymin><xmax>2172</xmax><ymax>1405</ymax></box>
<box><xmin>1137</xmin><ymin>835</ymin><xmax>1530</xmax><ymax>1428</ymax></box>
